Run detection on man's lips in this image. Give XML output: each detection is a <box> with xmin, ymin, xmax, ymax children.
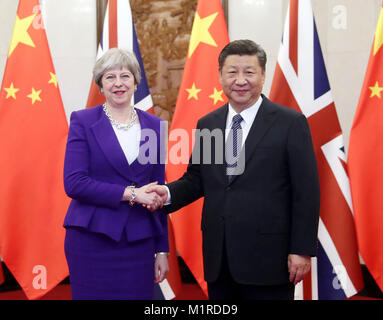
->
<box><xmin>233</xmin><ymin>89</ymin><xmax>248</xmax><ymax>95</ymax></box>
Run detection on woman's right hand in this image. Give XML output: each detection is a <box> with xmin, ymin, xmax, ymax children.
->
<box><xmin>122</xmin><ymin>182</ymin><xmax>163</xmax><ymax>211</ymax></box>
<box><xmin>135</xmin><ymin>183</ymin><xmax>163</xmax><ymax>208</ymax></box>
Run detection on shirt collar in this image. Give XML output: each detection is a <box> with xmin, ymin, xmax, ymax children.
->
<box><xmin>227</xmin><ymin>95</ymin><xmax>263</xmax><ymax>127</ymax></box>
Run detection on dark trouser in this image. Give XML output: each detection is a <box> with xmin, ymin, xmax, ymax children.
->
<box><xmin>207</xmin><ymin>240</ymin><xmax>295</xmax><ymax>300</ymax></box>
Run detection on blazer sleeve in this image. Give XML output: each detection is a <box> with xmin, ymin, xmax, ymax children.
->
<box><xmin>287</xmin><ymin>114</ymin><xmax>320</xmax><ymax>256</ymax></box>
<box><xmin>63</xmin><ymin>111</ymin><xmax>125</xmax><ymax>209</ymax></box>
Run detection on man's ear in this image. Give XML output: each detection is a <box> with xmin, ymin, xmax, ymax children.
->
<box><xmin>218</xmin><ymin>70</ymin><xmax>223</xmax><ymax>85</ymax></box>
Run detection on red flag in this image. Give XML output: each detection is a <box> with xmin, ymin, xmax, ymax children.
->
<box><xmin>166</xmin><ymin>0</ymin><xmax>229</xmax><ymax>296</ymax></box>
<box><xmin>85</xmin><ymin>0</ymin><xmax>181</xmax><ymax>299</ymax></box>
<box><xmin>348</xmin><ymin>3</ymin><xmax>383</xmax><ymax>292</ymax></box>
<box><xmin>270</xmin><ymin>0</ymin><xmax>363</xmax><ymax>299</ymax></box>
<box><xmin>0</xmin><ymin>0</ymin><xmax>70</xmax><ymax>299</ymax></box>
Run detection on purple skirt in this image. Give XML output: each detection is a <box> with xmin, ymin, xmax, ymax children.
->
<box><xmin>64</xmin><ymin>227</ymin><xmax>155</xmax><ymax>300</ymax></box>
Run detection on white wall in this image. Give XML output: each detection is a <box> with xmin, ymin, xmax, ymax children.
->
<box><xmin>0</xmin><ymin>1</ymin><xmax>18</xmax><ymax>92</ymax></box>
<box><xmin>0</xmin><ymin>0</ymin><xmax>381</xmax><ymax>152</ymax></box>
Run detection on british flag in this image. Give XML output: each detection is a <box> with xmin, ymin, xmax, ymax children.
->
<box><xmin>269</xmin><ymin>0</ymin><xmax>364</xmax><ymax>299</ymax></box>
<box><xmin>86</xmin><ymin>0</ymin><xmax>182</xmax><ymax>300</ymax></box>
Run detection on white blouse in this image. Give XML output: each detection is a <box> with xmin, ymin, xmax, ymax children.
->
<box><xmin>111</xmin><ymin>123</ymin><xmax>141</xmax><ymax>165</ymax></box>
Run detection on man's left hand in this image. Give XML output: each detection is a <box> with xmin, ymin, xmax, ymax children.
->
<box><xmin>287</xmin><ymin>254</ymin><xmax>311</xmax><ymax>285</ymax></box>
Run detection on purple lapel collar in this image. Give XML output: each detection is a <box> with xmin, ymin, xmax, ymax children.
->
<box><xmin>90</xmin><ymin>109</ymin><xmax>132</xmax><ymax>180</ymax></box>
<box><xmin>90</xmin><ymin>108</ymin><xmax>154</xmax><ymax>183</ymax></box>
<box><xmin>135</xmin><ymin>108</ymin><xmax>163</xmax><ymax>169</ymax></box>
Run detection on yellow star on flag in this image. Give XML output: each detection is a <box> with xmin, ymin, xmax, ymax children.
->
<box><xmin>27</xmin><ymin>87</ymin><xmax>42</xmax><ymax>104</ymax></box>
<box><xmin>8</xmin><ymin>14</ymin><xmax>37</xmax><ymax>57</ymax></box>
<box><xmin>4</xmin><ymin>83</ymin><xmax>20</xmax><ymax>100</ymax></box>
<box><xmin>369</xmin><ymin>81</ymin><xmax>383</xmax><ymax>98</ymax></box>
<box><xmin>186</xmin><ymin>83</ymin><xmax>201</xmax><ymax>100</ymax></box>
<box><xmin>48</xmin><ymin>72</ymin><xmax>58</xmax><ymax>88</ymax></box>
<box><xmin>188</xmin><ymin>12</ymin><xmax>218</xmax><ymax>58</ymax></box>
<box><xmin>209</xmin><ymin>88</ymin><xmax>224</xmax><ymax>105</ymax></box>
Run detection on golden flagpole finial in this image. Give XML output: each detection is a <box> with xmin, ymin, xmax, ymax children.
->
<box><xmin>373</xmin><ymin>8</ymin><xmax>383</xmax><ymax>55</ymax></box>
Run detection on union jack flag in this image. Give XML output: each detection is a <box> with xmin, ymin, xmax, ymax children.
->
<box><xmin>269</xmin><ymin>0</ymin><xmax>364</xmax><ymax>299</ymax></box>
<box><xmin>86</xmin><ymin>0</ymin><xmax>182</xmax><ymax>300</ymax></box>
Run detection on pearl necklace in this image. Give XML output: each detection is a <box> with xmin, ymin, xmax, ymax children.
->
<box><xmin>103</xmin><ymin>103</ymin><xmax>137</xmax><ymax>131</ymax></box>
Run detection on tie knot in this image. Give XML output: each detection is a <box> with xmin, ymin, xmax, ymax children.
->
<box><xmin>232</xmin><ymin>114</ymin><xmax>243</xmax><ymax>125</ymax></box>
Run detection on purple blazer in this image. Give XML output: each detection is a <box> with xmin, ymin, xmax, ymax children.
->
<box><xmin>63</xmin><ymin>105</ymin><xmax>168</xmax><ymax>252</ymax></box>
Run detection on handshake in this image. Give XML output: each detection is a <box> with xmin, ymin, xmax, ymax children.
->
<box><xmin>123</xmin><ymin>182</ymin><xmax>168</xmax><ymax>212</ymax></box>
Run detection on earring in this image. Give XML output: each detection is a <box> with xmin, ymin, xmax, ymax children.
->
<box><xmin>100</xmin><ymin>88</ymin><xmax>104</xmax><ymax>94</ymax></box>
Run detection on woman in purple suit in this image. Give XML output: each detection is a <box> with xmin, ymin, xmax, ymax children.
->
<box><xmin>63</xmin><ymin>48</ymin><xmax>169</xmax><ymax>299</ymax></box>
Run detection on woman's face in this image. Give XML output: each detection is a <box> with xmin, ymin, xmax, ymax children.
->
<box><xmin>101</xmin><ymin>66</ymin><xmax>136</xmax><ymax>108</ymax></box>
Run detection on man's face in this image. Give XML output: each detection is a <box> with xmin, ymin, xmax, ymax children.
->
<box><xmin>219</xmin><ymin>54</ymin><xmax>265</xmax><ymax>112</ymax></box>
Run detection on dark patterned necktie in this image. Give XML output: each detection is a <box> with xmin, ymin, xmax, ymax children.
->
<box><xmin>226</xmin><ymin>114</ymin><xmax>243</xmax><ymax>180</ymax></box>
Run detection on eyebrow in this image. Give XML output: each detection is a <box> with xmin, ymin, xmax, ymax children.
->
<box><xmin>226</xmin><ymin>65</ymin><xmax>257</xmax><ymax>70</ymax></box>
<box><xmin>104</xmin><ymin>71</ymin><xmax>132</xmax><ymax>76</ymax></box>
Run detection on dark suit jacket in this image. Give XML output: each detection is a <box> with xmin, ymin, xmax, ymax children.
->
<box><xmin>63</xmin><ymin>105</ymin><xmax>168</xmax><ymax>251</ymax></box>
<box><xmin>167</xmin><ymin>95</ymin><xmax>320</xmax><ymax>285</ymax></box>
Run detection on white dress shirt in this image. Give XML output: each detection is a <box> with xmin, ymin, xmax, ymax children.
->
<box><xmin>225</xmin><ymin>95</ymin><xmax>263</xmax><ymax>145</ymax></box>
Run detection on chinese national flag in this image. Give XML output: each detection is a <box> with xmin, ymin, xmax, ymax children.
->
<box><xmin>166</xmin><ymin>0</ymin><xmax>229</xmax><ymax>296</ymax></box>
<box><xmin>0</xmin><ymin>0</ymin><xmax>70</xmax><ymax>299</ymax></box>
<box><xmin>348</xmin><ymin>4</ymin><xmax>383</xmax><ymax>292</ymax></box>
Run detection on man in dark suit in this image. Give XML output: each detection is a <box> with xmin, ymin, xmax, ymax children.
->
<box><xmin>147</xmin><ymin>40</ymin><xmax>320</xmax><ymax>300</ymax></box>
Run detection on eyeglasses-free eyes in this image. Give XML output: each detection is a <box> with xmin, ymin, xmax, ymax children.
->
<box><xmin>102</xmin><ymin>73</ymin><xmax>134</xmax><ymax>84</ymax></box>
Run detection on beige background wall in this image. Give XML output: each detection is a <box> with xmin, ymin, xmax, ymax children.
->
<box><xmin>0</xmin><ymin>0</ymin><xmax>382</xmax><ymax>153</ymax></box>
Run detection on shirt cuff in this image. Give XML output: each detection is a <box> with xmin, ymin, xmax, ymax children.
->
<box><xmin>164</xmin><ymin>185</ymin><xmax>171</xmax><ymax>205</ymax></box>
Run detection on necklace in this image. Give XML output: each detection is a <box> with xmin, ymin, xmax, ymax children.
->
<box><xmin>103</xmin><ymin>103</ymin><xmax>137</xmax><ymax>131</ymax></box>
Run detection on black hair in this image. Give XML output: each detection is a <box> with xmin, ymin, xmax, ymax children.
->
<box><xmin>218</xmin><ymin>39</ymin><xmax>267</xmax><ymax>71</ymax></box>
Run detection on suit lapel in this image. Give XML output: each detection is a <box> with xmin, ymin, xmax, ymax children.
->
<box><xmin>228</xmin><ymin>96</ymin><xmax>279</xmax><ymax>185</ymax></box>
<box><xmin>90</xmin><ymin>108</ymin><xmax>137</xmax><ymax>181</ymax></box>
<box><xmin>135</xmin><ymin>108</ymin><xmax>156</xmax><ymax>164</ymax></box>
<box><xmin>212</xmin><ymin>105</ymin><xmax>229</xmax><ymax>184</ymax></box>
